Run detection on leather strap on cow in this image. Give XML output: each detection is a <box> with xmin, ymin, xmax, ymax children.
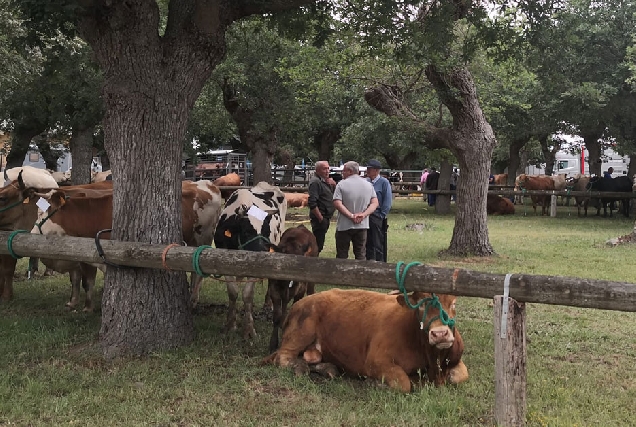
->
<box><xmin>94</xmin><ymin>229</ymin><xmax>129</xmax><ymax>268</ymax></box>
<box><xmin>395</xmin><ymin>261</ymin><xmax>456</xmax><ymax>331</ymax></box>
<box><xmin>7</xmin><ymin>229</ymin><xmax>28</xmax><ymax>259</ymax></box>
<box><xmin>0</xmin><ymin>199</ymin><xmax>25</xmax><ymax>213</ymax></box>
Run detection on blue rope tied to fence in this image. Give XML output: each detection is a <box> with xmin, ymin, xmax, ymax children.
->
<box><xmin>192</xmin><ymin>245</ymin><xmax>213</xmax><ymax>278</ymax></box>
<box><xmin>7</xmin><ymin>230</ymin><xmax>28</xmax><ymax>259</ymax></box>
<box><xmin>395</xmin><ymin>261</ymin><xmax>456</xmax><ymax>331</ymax></box>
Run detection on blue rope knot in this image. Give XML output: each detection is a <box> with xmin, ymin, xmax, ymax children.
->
<box><xmin>395</xmin><ymin>261</ymin><xmax>456</xmax><ymax>332</ymax></box>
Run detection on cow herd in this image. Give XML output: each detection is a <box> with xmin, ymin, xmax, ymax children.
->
<box><xmin>0</xmin><ymin>166</ymin><xmax>471</xmax><ymax>393</ymax></box>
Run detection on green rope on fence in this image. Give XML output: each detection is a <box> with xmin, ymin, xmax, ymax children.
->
<box><xmin>395</xmin><ymin>261</ymin><xmax>456</xmax><ymax>331</ymax></box>
<box><xmin>192</xmin><ymin>245</ymin><xmax>213</xmax><ymax>278</ymax></box>
<box><xmin>7</xmin><ymin>230</ymin><xmax>28</xmax><ymax>259</ymax></box>
<box><xmin>522</xmin><ymin>188</ymin><xmax>528</xmax><ymax>216</ymax></box>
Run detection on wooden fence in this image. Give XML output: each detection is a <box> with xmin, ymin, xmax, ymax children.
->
<box><xmin>2</xmin><ymin>231</ymin><xmax>635</xmax><ymax>426</ymax></box>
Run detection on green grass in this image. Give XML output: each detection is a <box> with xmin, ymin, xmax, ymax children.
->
<box><xmin>1</xmin><ymin>198</ymin><xmax>635</xmax><ymax>426</ymax></box>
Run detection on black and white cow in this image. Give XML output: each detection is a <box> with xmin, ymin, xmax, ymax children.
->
<box><xmin>214</xmin><ymin>181</ymin><xmax>287</xmax><ymax>339</ymax></box>
<box><xmin>586</xmin><ymin>176</ymin><xmax>633</xmax><ymax>217</ymax></box>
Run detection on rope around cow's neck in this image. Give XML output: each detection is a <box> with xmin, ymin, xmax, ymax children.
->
<box><xmin>395</xmin><ymin>261</ymin><xmax>456</xmax><ymax>331</ymax></box>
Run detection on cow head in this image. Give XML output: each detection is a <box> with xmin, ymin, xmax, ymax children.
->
<box><xmin>267</xmin><ymin>225</ymin><xmax>318</xmax><ymax>257</ymax></box>
<box><xmin>397</xmin><ymin>292</ymin><xmax>457</xmax><ymax>349</ymax></box>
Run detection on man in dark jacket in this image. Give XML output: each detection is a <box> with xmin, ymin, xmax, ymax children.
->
<box><xmin>308</xmin><ymin>161</ymin><xmax>337</xmax><ymax>253</ymax></box>
<box><xmin>425</xmin><ymin>167</ymin><xmax>440</xmax><ymax>206</ymax></box>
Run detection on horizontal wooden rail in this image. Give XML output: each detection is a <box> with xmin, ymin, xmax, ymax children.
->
<box><xmin>1</xmin><ymin>231</ymin><xmax>635</xmax><ymax>312</ymax></box>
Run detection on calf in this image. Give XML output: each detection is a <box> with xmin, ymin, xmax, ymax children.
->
<box><xmin>264</xmin><ymin>289</ymin><xmax>467</xmax><ymax>392</ymax></box>
<box><xmin>214</xmin><ymin>181</ymin><xmax>287</xmax><ymax>339</ymax></box>
<box><xmin>487</xmin><ymin>194</ymin><xmax>515</xmax><ymax>215</ymax></box>
<box><xmin>586</xmin><ymin>176</ymin><xmax>633</xmax><ymax>217</ymax></box>
<box><xmin>266</xmin><ymin>225</ymin><xmax>318</xmax><ymax>352</ymax></box>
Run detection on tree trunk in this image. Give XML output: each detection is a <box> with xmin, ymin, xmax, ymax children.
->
<box><xmin>70</xmin><ymin>126</ymin><xmax>95</xmax><ymax>185</ymax></box>
<box><xmin>313</xmin><ymin>128</ymin><xmax>340</xmax><ymax>161</ymax></box>
<box><xmin>249</xmin><ymin>136</ymin><xmax>276</xmax><ymax>184</ymax></box>
<box><xmin>538</xmin><ymin>134</ymin><xmax>557</xmax><ymax>176</ymax></box>
<box><xmin>426</xmin><ymin>66</ymin><xmax>496</xmax><ymax>257</ymax></box>
<box><xmin>581</xmin><ymin>124</ymin><xmax>605</xmax><ymax>177</ymax></box>
<box><xmin>508</xmin><ymin>138</ymin><xmax>528</xmax><ymax>185</ymax></box>
<box><xmin>435</xmin><ymin>159</ymin><xmax>452</xmax><ymax>214</ymax></box>
<box><xmin>36</xmin><ymin>139</ymin><xmax>63</xmax><ymax>170</ymax></box>
<box><xmin>6</xmin><ymin>128</ymin><xmax>42</xmax><ymax>168</ymax></box>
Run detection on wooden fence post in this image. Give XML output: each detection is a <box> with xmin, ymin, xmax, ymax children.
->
<box><xmin>550</xmin><ymin>194</ymin><xmax>557</xmax><ymax>217</ymax></box>
<box><xmin>494</xmin><ymin>295</ymin><xmax>527</xmax><ymax>426</ymax></box>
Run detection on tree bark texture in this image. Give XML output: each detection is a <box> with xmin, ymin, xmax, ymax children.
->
<box><xmin>507</xmin><ymin>138</ymin><xmax>528</xmax><ymax>185</ymax></box>
<box><xmin>75</xmin><ymin>0</ymin><xmax>314</xmax><ymax>357</ymax></box>
<box><xmin>538</xmin><ymin>134</ymin><xmax>558</xmax><ymax>176</ymax></box>
<box><xmin>70</xmin><ymin>126</ymin><xmax>95</xmax><ymax>185</ymax></box>
<box><xmin>435</xmin><ymin>159</ymin><xmax>452</xmax><ymax>214</ymax></box>
<box><xmin>425</xmin><ymin>66</ymin><xmax>496</xmax><ymax>256</ymax></box>
<box><xmin>581</xmin><ymin>123</ymin><xmax>605</xmax><ymax>177</ymax></box>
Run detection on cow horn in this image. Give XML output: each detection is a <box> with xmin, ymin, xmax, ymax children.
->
<box><xmin>17</xmin><ymin>170</ymin><xmax>25</xmax><ymax>190</ymax></box>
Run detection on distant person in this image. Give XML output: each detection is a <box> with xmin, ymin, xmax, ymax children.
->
<box><xmin>364</xmin><ymin>159</ymin><xmax>392</xmax><ymax>262</ymax></box>
<box><xmin>489</xmin><ymin>173</ymin><xmax>495</xmax><ymax>184</ymax></box>
<box><xmin>308</xmin><ymin>160</ymin><xmax>337</xmax><ymax>253</ymax></box>
<box><xmin>420</xmin><ymin>168</ymin><xmax>429</xmax><ymax>187</ymax></box>
<box><xmin>604</xmin><ymin>167</ymin><xmax>614</xmax><ymax>179</ymax></box>
<box><xmin>450</xmin><ymin>168</ymin><xmax>458</xmax><ymax>201</ymax></box>
<box><xmin>425</xmin><ymin>167</ymin><xmax>440</xmax><ymax>207</ymax></box>
<box><xmin>333</xmin><ymin>161</ymin><xmax>378</xmax><ymax>260</ymax></box>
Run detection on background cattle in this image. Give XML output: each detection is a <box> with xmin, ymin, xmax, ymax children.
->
<box><xmin>566</xmin><ymin>174</ymin><xmax>591</xmax><ymax>216</ymax></box>
<box><xmin>91</xmin><ymin>170</ymin><xmax>112</xmax><ymax>182</ymax></box>
<box><xmin>515</xmin><ymin>174</ymin><xmax>555</xmax><ymax>215</ymax></box>
<box><xmin>487</xmin><ymin>194</ymin><xmax>515</xmax><ymax>215</ymax></box>
<box><xmin>284</xmin><ymin>192</ymin><xmax>309</xmax><ymax>208</ymax></box>
<box><xmin>213</xmin><ymin>172</ymin><xmax>241</xmax><ymax>200</ymax></box>
<box><xmin>264</xmin><ymin>289</ymin><xmax>467</xmax><ymax>392</ymax></box>
<box><xmin>266</xmin><ymin>224</ymin><xmax>318</xmax><ymax>352</ymax></box>
<box><xmin>492</xmin><ymin>173</ymin><xmax>508</xmax><ymax>185</ymax></box>
<box><xmin>214</xmin><ymin>181</ymin><xmax>287</xmax><ymax>339</ymax></box>
<box><xmin>586</xmin><ymin>176</ymin><xmax>633</xmax><ymax>217</ymax></box>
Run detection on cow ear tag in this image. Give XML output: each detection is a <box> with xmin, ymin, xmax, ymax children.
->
<box><xmin>224</xmin><ymin>230</ymin><xmax>232</xmax><ymax>238</ymax></box>
<box><xmin>36</xmin><ymin>198</ymin><xmax>50</xmax><ymax>212</ymax></box>
<box><xmin>22</xmin><ymin>197</ymin><xmax>30</xmax><ymax>204</ymax></box>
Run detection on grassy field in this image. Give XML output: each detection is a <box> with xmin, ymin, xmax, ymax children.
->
<box><xmin>1</xmin><ymin>198</ymin><xmax>636</xmax><ymax>426</ymax></box>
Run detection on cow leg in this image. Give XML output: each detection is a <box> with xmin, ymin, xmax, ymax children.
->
<box><xmin>309</xmin><ymin>362</ymin><xmax>340</xmax><ymax>379</ymax></box>
<box><xmin>190</xmin><ymin>273</ymin><xmax>204</xmax><ymax>308</ymax></box>
<box><xmin>242</xmin><ymin>279</ymin><xmax>257</xmax><ymax>339</ymax></box>
<box><xmin>67</xmin><ymin>269</ymin><xmax>82</xmax><ymax>309</ymax></box>
<box><xmin>262</xmin><ymin>279</ymin><xmax>273</xmax><ymax>311</ymax></box>
<box><xmin>370</xmin><ymin>362</ymin><xmax>412</xmax><ymax>392</ymax></box>
<box><xmin>80</xmin><ymin>263</ymin><xmax>98</xmax><ymax>312</ymax></box>
<box><xmin>0</xmin><ymin>255</ymin><xmax>18</xmax><ymax>301</ymax></box>
<box><xmin>448</xmin><ymin>360</ymin><xmax>469</xmax><ymax>385</ymax></box>
<box><xmin>268</xmin><ymin>281</ymin><xmax>283</xmax><ymax>353</ymax></box>
<box><xmin>224</xmin><ymin>278</ymin><xmax>239</xmax><ymax>333</ymax></box>
<box><xmin>303</xmin><ymin>282</ymin><xmax>315</xmax><ymax>297</ymax></box>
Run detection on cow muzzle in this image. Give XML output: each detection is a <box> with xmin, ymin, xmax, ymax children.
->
<box><xmin>429</xmin><ymin>326</ymin><xmax>454</xmax><ymax>349</ymax></box>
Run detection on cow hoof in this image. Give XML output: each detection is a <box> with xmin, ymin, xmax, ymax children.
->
<box><xmin>290</xmin><ymin>360</ymin><xmax>310</xmax><ymax>376</ymax></box>
<box><xmin>311</xmin><ymin>363</ymin><xmax>339</xmax><ymax>379</ymax></box>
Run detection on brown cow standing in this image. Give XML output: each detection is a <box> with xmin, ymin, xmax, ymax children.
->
<box><xmin>487</xmin><ymin>194</ymin><xmax>515</xmax><ymax>215</ymax></box>
<box><xmin>567</xmin><ymin>174</ymin><xmax>591</xmax><ymax>216</ymax></box>
<box><xmin>33</xmin><ymin>180</ymin><xmax>223</xmax><ymax>310</ymax></box>
<box><xmin>516</xmin><ymin>174</ymin><xmax>555</xmax><ymax>215</ymax></box>
<box><xmin>284</xmin><ymin>192</ymin><xmax>309</xmax><ymax>208</ymax></box>
<box><xmin>266</xmin><ymin>224</ymin><xmax>319</xmax><ymax>352</ymax></box>
<box><xmin>263</xmin><ymin>289</ymin><xmax>468</xmax><ymax>392</ymax></box>
<box><xmin>493</xmin><ymin>173</ymin><xmax>508</xmax><ymax>185</ymax></box>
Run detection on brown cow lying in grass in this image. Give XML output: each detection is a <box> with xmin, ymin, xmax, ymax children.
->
<box><xmin>487</xmin><ymin>194</ymin><xmax>515</xmax><ymax>215</ymax></box>
<box><xmin>284</xmin><ymin>192</ymin><xmax>309</xmax><ymax>208</ymax></box>
<box><xmin>263</xmin><ymin>289</ymin><xmax>468</xmax><ymax>392</ymax></box>
<box><xmin>266</xmin><ymin>224</ymin><xmax>318</xmax><ymax>352</ymax></box>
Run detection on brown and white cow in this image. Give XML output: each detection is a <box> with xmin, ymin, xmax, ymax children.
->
<box><xmin>567</xmin><ymin>174</ymin><xmax>591</xmax><ymax>216</ymax></box>
<box><xmin>213</xmin><ymin>181</ymin><xmax>287</xmax><ymax>339</ymax></box>
<box><xmin>91</xmin><ymin>170</ymin><xmax>112</xmax><ymax>182</ymax></box>
<box><xmin>32</xmin><ymin>180</ymin><xmax>223</xmax><ymax>310</ymax></box>
<box><xmin>515</xmin><ymin>174</ymin><xmax>555</xmax><ymax>215</ymax></box>
<box><xmin>284</xmin><ymin>192</ymin><xmax>309</xmax><ymax>208</ymax></box>
<box><xmin>263</xmin><ymin>289</ymin><xmax>468</xmax><ymax>392</ymax></box>
<box><xmin>487</xmin><ymin>194</ymin><xmax>515</xmax><ymax>215</ymax></box>
<box><xmin>266</xmin><ymin>224</ymin><xmax>318</xmax><ymax>352</ymax></box>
